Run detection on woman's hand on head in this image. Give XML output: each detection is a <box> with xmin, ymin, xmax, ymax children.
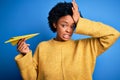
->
<box><xmin>72</xmin><ymin>0</ymin><xmax>80</xmax><ymax>24</ymax></box>
<box><xmin>17</xmin><ymin>38</ymin><xmax>30</xmax><ymax>55</ymax></box>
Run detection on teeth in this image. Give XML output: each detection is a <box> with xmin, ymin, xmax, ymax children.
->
<box><xmin>63</xmin><ymin>34</ymin><xmax>70</xmax><ymax>39</ymax></box>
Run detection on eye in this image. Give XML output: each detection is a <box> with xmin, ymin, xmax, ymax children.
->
<box><xmin>61</xmin><ymin>24</ymin><xmax>67</xmax><ymax>28</ymax></box>
<box><xmin>71</xmin><ymin>24</ymin><xmax>76</xmax><ymax>30</ymax></box>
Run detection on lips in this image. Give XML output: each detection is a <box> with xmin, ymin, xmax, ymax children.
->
<box><xmin>63</xmin><ymin>34</ymin><xmax>71</xmax><ymax>39</ymax></box>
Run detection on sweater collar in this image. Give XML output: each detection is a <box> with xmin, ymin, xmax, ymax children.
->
<box><xmin>49</xmin><ymin>38</ymin><xmax>73</xmax><ymax>46</ymax></box>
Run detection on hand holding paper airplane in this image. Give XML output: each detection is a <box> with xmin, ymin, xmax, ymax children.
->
<box><xmin>5</xmin><ymin>33</ymin><xmax>39</xmax><ymax>46</ymax></box>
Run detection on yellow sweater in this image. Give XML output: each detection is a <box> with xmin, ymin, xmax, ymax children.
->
<box><xmin>15</xmin><ymin>18</ymin><xmax>119</xmax><ymax>80</ymax></box>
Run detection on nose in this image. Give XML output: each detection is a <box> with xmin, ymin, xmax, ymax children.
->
<box><xmin>66</xmin><ymin>27</ymin><xmax>72</xmax><ymax>33</ymax></box>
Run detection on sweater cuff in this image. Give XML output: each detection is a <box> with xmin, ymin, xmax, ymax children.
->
<box><xmin>15</xmin><ymin>51</ymin><xmax>33</xmax><ymax>70</ymax></box>
<box><xmin>75</xmin><ymin>18</ymin><xmax>88</xmax><ymax>34</ymax></box>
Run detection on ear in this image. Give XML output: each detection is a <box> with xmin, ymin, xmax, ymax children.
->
<box><xmin>53</xmin><ymin>23</ymin><xmax>57</xmax><ymax>28</ymax></box>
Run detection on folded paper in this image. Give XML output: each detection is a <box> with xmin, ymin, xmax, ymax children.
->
<box><xmin>5</xmin><ymin>33</ymin><xmax>39</xmax><ymax>46</ymax></box>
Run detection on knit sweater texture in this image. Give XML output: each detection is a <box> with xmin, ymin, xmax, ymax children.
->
<box><xmin>15</xmin><ymin>18</ymin><xmax>119</xmax><ymax>80</ymax></box>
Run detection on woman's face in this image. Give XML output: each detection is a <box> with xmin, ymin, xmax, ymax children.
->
<box><xmin>54</xmin><ymin>15</ymin><xmax>75</xmax><ymax>41</ymax></box>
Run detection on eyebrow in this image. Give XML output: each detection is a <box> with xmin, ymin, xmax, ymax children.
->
<box><xmin>60</xmin><ymin>21</ymin><xmax>75</xmax><ymax>27</ymax></box>
<box><xmin>61</xmin><ymin>20</ymin><xmax>74</xmax><ymax>25</ymax></box>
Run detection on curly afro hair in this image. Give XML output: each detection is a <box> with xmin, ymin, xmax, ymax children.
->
<box><xmin>48</xmin><ymin>2</ymin><xmax>82</xmax><ymax>32</ymax></box>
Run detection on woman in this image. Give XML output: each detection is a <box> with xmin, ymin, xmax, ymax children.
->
<box><xmin>15</xmin><ymin>0</ymin><xmax>119</xmax><ymax>80</ymax></box>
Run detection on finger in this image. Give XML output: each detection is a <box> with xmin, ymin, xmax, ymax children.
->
<box><xmin>17</xmin><ymin>42</ymin><xmax>25</xmax><ymax>51</ymax></box>
<box><xmin>17</xmin><ymin>38</ymin><xmax>26</xmax><ymax>46</ymax></box>
<box><xmin>20</xmin><ymin>44</ymin><xmax>30</xmax><ymax>54</ymax></box>
<box><xmin>17</xmin><ymin>38</ymin><xmax>26</xmax><ymax>50</ymax></box>
<box><xmin>72</xmin><ymin>0</ymin><xmax>76</xmax><ymax>2</ymax></box>
<box><xmin>72</xmin><ymin>0</ymin><xmax>76</xmax><ymax>5</ymax></box>
<box><xmin>72</xmin><ymin>0</ymin><xmax>78</xmax><ymax>6</ymax></box>
<box><xmin>72</xmin><ymin>4</ymin><xmax>78</xmax><ymax>12</ymax></box>
<box><xmin>27</xmin><ymin>44</ymin><xmax>30</xmax><ymax>46</ymax></box>
<box><xmin>17</xmin><ymin>41</ymin><xmax>28</xmax><ymax>51</ymax></box>
<box><xmin>24</xmin><ymin>45</ymin><xmax>29</xmax><ymax>51</ymax></box>
<box><xmin>18</xmin><ymin>43</ymin><xmax>28</xmax><ymax>53</ymax></box>
<box><xmin>72</xmin><ymin>1</ymin><xmax>78</xmax><ymax>9</ymax></box>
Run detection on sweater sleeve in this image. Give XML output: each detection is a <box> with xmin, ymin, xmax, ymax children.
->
<box><xmin>75</xmin><ymin>18</ymin><xmax>119</xmax><ymax>56</ymax></box>
<box><xmin>15</xmin><ymin>49</ymin><xmax>39</xmax><ymax>80</ymax></box>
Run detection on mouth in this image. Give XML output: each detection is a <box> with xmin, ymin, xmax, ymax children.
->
<box><xmin>63</xmin><ymin>34</ymin><xmax>71</xmax><ymax>39</ymax></box>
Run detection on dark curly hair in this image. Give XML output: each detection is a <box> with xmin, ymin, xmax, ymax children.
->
<box><xmin>48</xmin><ymin>2</ymin><xmax>82</xmax><ymax>32</ymax></box>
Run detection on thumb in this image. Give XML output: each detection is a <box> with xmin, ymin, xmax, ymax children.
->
<box><xmin>27</xmin><ymin>44</ymin><xmax>30</xmax><ymax>46</ymax></box>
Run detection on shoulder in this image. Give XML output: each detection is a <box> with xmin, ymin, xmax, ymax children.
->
<box><xmin>36</xmin><ymin>39</ymin><xmax>52</xmax><ymax>48</ymax></box>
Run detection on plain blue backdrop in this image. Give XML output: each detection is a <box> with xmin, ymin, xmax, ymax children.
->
<box><xmin>0</xmin><ymin>0</ymin><xmax>120</xmax><ymax>80</ymax></box>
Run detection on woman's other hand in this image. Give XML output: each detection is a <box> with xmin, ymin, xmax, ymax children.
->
<box><xmin>17</xmin><ymin>38</ymin><xmax>30</xmax><ymax>55</ymax></box>
<box><xmin>72</xmin><ymin>0</ymin><xmax>80</xmax><ymax>23</ymax></box>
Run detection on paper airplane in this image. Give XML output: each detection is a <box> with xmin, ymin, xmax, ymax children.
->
<box><xmin>5</xmin><ymin>33</ymin><xmax>39</xmax><ymax>46</ymax></box>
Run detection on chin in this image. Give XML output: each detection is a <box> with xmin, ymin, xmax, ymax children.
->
<box><xmin>62</xmin><ymin>38</ymin><xmax>70</xmax><ymax>41</ymax></box>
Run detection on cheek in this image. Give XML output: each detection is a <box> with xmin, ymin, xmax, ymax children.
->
<box><xmin>57</xmin><ymin>27</ymin><xmax>65</xmax><ymax>34</ymax></box>
<box><xmin>57</xmin><ymin>30</ymin><xmax>64</xmax><ymax>37</ymax></box>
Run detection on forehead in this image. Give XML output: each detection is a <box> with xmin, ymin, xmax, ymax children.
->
<box><xmin>57</xmin><ymin>15</ymin><xmax>74</xmax><ymax>24</ymax></box>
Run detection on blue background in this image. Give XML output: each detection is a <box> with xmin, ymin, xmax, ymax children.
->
<box><xmin>0</xmin><ymin>0</ymin><xmax>120</xmax><ymax>80</ymax></box>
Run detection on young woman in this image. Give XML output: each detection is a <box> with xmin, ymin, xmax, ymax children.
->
<box><xmin>15</xmin><ymin>0</ymin><xmax>119</xmax><ymax>80</ymax></box>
